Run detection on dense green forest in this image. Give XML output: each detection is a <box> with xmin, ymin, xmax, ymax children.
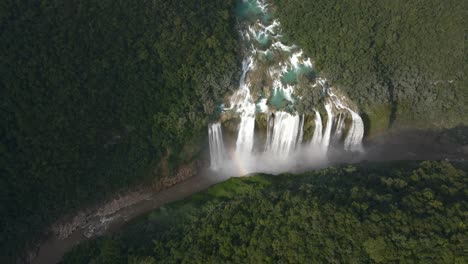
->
<box><xmin>1</xmin><ymin>0</ymin><xmax>467</xmax><ymax>262</ymax></box>
<box><xmin>63</xmin><ymin>161</ymin><xmax>467</xmax><ymax>263</ymax></box>
<box><xmin>274</xmin><ymin>0</ymin><xmax>467</xmax><ymax>132</ymax></box>
<box><xmin>0</xmin><ymin>0</ymin><xmax>239</xmax><ymax>261</ymax></box>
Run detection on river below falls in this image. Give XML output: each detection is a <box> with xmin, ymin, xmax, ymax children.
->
<box><xmin>29</xmin><ymin>173</ymin><xmax>222</xmax><ymax>264</ymax></box>
<box><xmin>27</xmin><ymin>128</ymin><xmax>467</xmax><ymax>264</ymax></box>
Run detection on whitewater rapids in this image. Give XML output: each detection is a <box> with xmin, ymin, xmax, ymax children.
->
<box><xmin>208</xmin><ymin>0</ymin><xmax>365</xmax><ymax>175</ymax></box>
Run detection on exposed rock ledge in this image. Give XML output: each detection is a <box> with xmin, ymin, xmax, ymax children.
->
<box><xmin>22</xmin><ymin>160</ymin><xmax>201</xmax><ymax>264</ymax></box>
<box><xmin>50</xmin><ymin>161</ymin><xmax>200</xmax><ymax>240</ymax></box>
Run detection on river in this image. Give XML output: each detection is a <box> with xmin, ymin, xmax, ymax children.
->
<box><xmin>26</xmin><ymin>0</ymin><xmax>468</xmax><ymax>261</ymax></box>
<box><xmin>27</xmin><ymin>127</ymin><xmax>467</xmax><ymax>264</ymax></box>
<box><xmin>29</xmin><ymin>171</ymin><xmax>223</xmax><ymax>264</ymax></box>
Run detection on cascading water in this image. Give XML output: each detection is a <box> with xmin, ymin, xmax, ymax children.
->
<box><xmin>310</xmin><ymin>111</ymin><xmax>323</xmax><ymax>146</ymax></box>
<box><xmin>231</xmin><ymin>58</ymin><xmax>256</xmax><ymax>156</ymax></box>
<box><xmin>265</xmin><ymin>114</ymin><xmax>274</xmax><ymax>151</ymax></box>
<box><xmin>296</xmin><ymin>114</ymin><xmax>304</xmax><ymax>147</ymax></box>
<box><xmin>328</xmin><ymin>90</ymin><xmax>365</xmax><ymax>152</ymax></box>
<box><xmin>344</xmin><ymin>110</ymin><xmax>364</xmax><ymax>152</ymax></box>
<box><xmin>208</xmin><ymin>123</ymin><xmax>226</xmax><ymax>169</ymax></box>
<box><xmin>207</xmin><ymin>0</ymin><xmax>365</xmax><ymax>175</ymax></box>
<box><xmin>236</xmin><ymin>116</ymin><xmax>255</xmax><ymax>155</ymax></box>
<box><xmin>321</xmin><ymin>102</ymin><xmax>334</xmax><ymax>150</ymax></box>
<box><xmin>332</xmin><ymin>112</ymin><xmax>346</xmax><ymax>143</ymax></box>
<box><xmin>265</xmin><ymin>112</ymin><xmax>302</xmax><ymax>156</ymax></box>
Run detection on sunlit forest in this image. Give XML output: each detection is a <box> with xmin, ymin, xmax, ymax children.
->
<box><xmin>275</xmin><ymin>0</ymin><xmax>466</xmax><ymax>132</ymax></box>
<box><xmin>63</xmin><ymin>161</ymin><xmax>467</xmax><ymax>263</ymax></box>
<box><xmin>1</xmin><ymin>0</ymin><xmax>466</xmax><ymax>263</ymax></box>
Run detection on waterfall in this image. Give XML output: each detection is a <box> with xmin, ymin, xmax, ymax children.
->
<box><xmin>231</xmin><ymin>58</ymin><xmax>256</xmax><ymax>155</ymax></box>
<box><xmin>327</xmin><ymin>90</ymin><xmax>364</xmax><ymax>152</ymax></box>
<box><xmin>236</xmin><ymin>116</ymin><xmax>256</xmax><ymax>155</ymax></box>
<box><xmin>296</xmin><ymin>114</ymin><xmax>304</xmax><ymax>147</ymax></box>
<box><xmin>321</xmin><ymin>102</ymin><xmax>334</xmax><ymax>150</ymax></box>
<box><xmin>208</xmin><ymin>123</ymin><xmax>226</xmax><ymax>169</ymax></box>
<box><xmin>310</xmin><ymin>111</ymin><xmax>323</xmax><ymax>146</ymax></box>
<box><xmin>344</xmin><ymin>110</ymin><xmax>364</xmax><ymax>152</ymax></box>
<box><xmin>266</xmin><ymin>112</ymin><xmax>301</xmax><ymax>156</ymax></box>
<box><xmin>332</xmin><ymin>112</ymin><xmax>346</xmax><ymax>143</ymax></box>
<box><xmin>205</xmin><ymin>0</ymin><xmax>365</xmax><ymax>174</ymax></box>
<box><xmin>265</xmin><ymin>114</ymin><xmax>274</xmax><ymax>151</ymax></box>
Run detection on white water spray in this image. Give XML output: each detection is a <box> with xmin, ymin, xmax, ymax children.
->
<box><xmin>321</xmin><ymin>102</ymin><xmax>334</xmax><ymax>150</ymax></box>
<box><xmin>333</xmin><ymin>112</ymin><xmax>346</xmax><ymax>143</ymax></box>
<box><xmin>266</xmin><ymin>112</ymin><xmax>302</xmax><ymax>156</ymax></box>
<box><xmin>310</xmin><ymin>110</ymin><xmax>323</xmax><ymax>146</ymax></box>
<box><xmin>297</xmin><ymin>114</ymin><xmax>304</xmax><ymax>147</ymax></box>
<box><xmin>344</xmin><ymin>110</ymin><xmax>364</xmax><ymax>152</ymax></box>
<box><xmin>208</xmin><ymin>123</ymin><xmax>226</xmax><ymax>169</ymax></box>
<box><xmin>327</xmin><ymin>90</ymin><xmax>365</xmax><ymax>153</ymax></box>
<box><xmin>207</xmin><ymin>0</ymin><xmax>365</xmax><ymax>175</ymax></box>
<box><xmin>231</xmin><ymin>58</ymin><xmax>256</xmax><ymax>155</ymax></box>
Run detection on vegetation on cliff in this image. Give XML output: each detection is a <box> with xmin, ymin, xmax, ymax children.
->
<box><xmin>274</xmin><ymin>0</ymin><xmax>467</xmax><ymax>133</ymax></box>
<box><xmin>64</xmin><ymin>161</ymin><xmax>467</xmax><ymax>263</ymax></box>
<box><xmin>0</xmin><ymin>0</ymin><xmax>239</xmax><ymax>261</ymax></box>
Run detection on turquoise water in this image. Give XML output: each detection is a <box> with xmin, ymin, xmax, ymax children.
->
<box><xmin>235</xmin><ymin>0</ymin><xmax>263</xmax><ymax>20</ymax></box>
<box><xmin>297</xmin><ymin>65</ymin><xmax>314</xmax><ymax>76</ymax></box>
<box><xmin>282</xmin><ymin>70</ymin><xmax>298</xmax><ymax>84</ymax></box>
<box><xmin>261</xmin><ymin>13</ymin><xmax>273</xmax><ymax>23</ymax></box>
<box><xmin>269</xmin><ymin>89</ymin><xmax>289</xmax><ymax>109</ymax></box>
<box><xmin>281</xmin><ymin>65</ymin><xmax>315</xmax><ymax>84</ymax></box>
<box><xmin>234</xmin><ymin>0</ymin><xmax>317</xmax><ymax>113</ymax></box>
<box><xmin>257</xmin><ymin>34</ymin><xmax>270</xmax><ymax>46</ymax></box>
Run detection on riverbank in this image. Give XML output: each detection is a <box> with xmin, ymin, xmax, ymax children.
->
<box><xmin>24</xmin><ymin>126</ymin><xmax>467</xmax><ymax>263</ymax></box>
<box><xmin>63</xmin><ymin>160</ymin><xmax>467</xmax><ymax>263</ymax></box>
<box><xmin>29</xmin><ymin>173</ymin><xmax>222</xmax><ymax>264</ymax></box>
<box><xmin>24</xmin><ymin>161</ymin><xmax>213</xmax><ymax>264</ymax></box>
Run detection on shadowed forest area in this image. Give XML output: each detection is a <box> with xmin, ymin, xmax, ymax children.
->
<box><xmin>1</xmin><ymin>0</ymin><xmax>467</xmax><ymax>262</ymax></box>
<box><xmin>0</xmin><ymin>0</ymin><xmax>239</xmax><ymax>261</ymax></box>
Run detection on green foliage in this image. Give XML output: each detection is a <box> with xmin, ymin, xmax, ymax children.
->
<box><xmin>275</xmin><ymin>0</ymin><xmax>467</xmax><ymax>131</ymax></box>
<box><xmin>64</xmin><ymin>161</ymin><xmax>468</xmax><ymax>263</ymax></box>
<box><xmin>0</xmin><ymin>0</ymin><xmax>239</xmax><ymax>261</ymax></box>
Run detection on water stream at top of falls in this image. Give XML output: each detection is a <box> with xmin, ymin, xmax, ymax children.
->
<box><xmin>230</xmin><ymin>58</ymin><xmax>256</xmax><ymax>156</ymax></box>
<box><xmin>208</xmin><ymin>0</ymin><xmax>365</xmax><ymax>175</ymax></box>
